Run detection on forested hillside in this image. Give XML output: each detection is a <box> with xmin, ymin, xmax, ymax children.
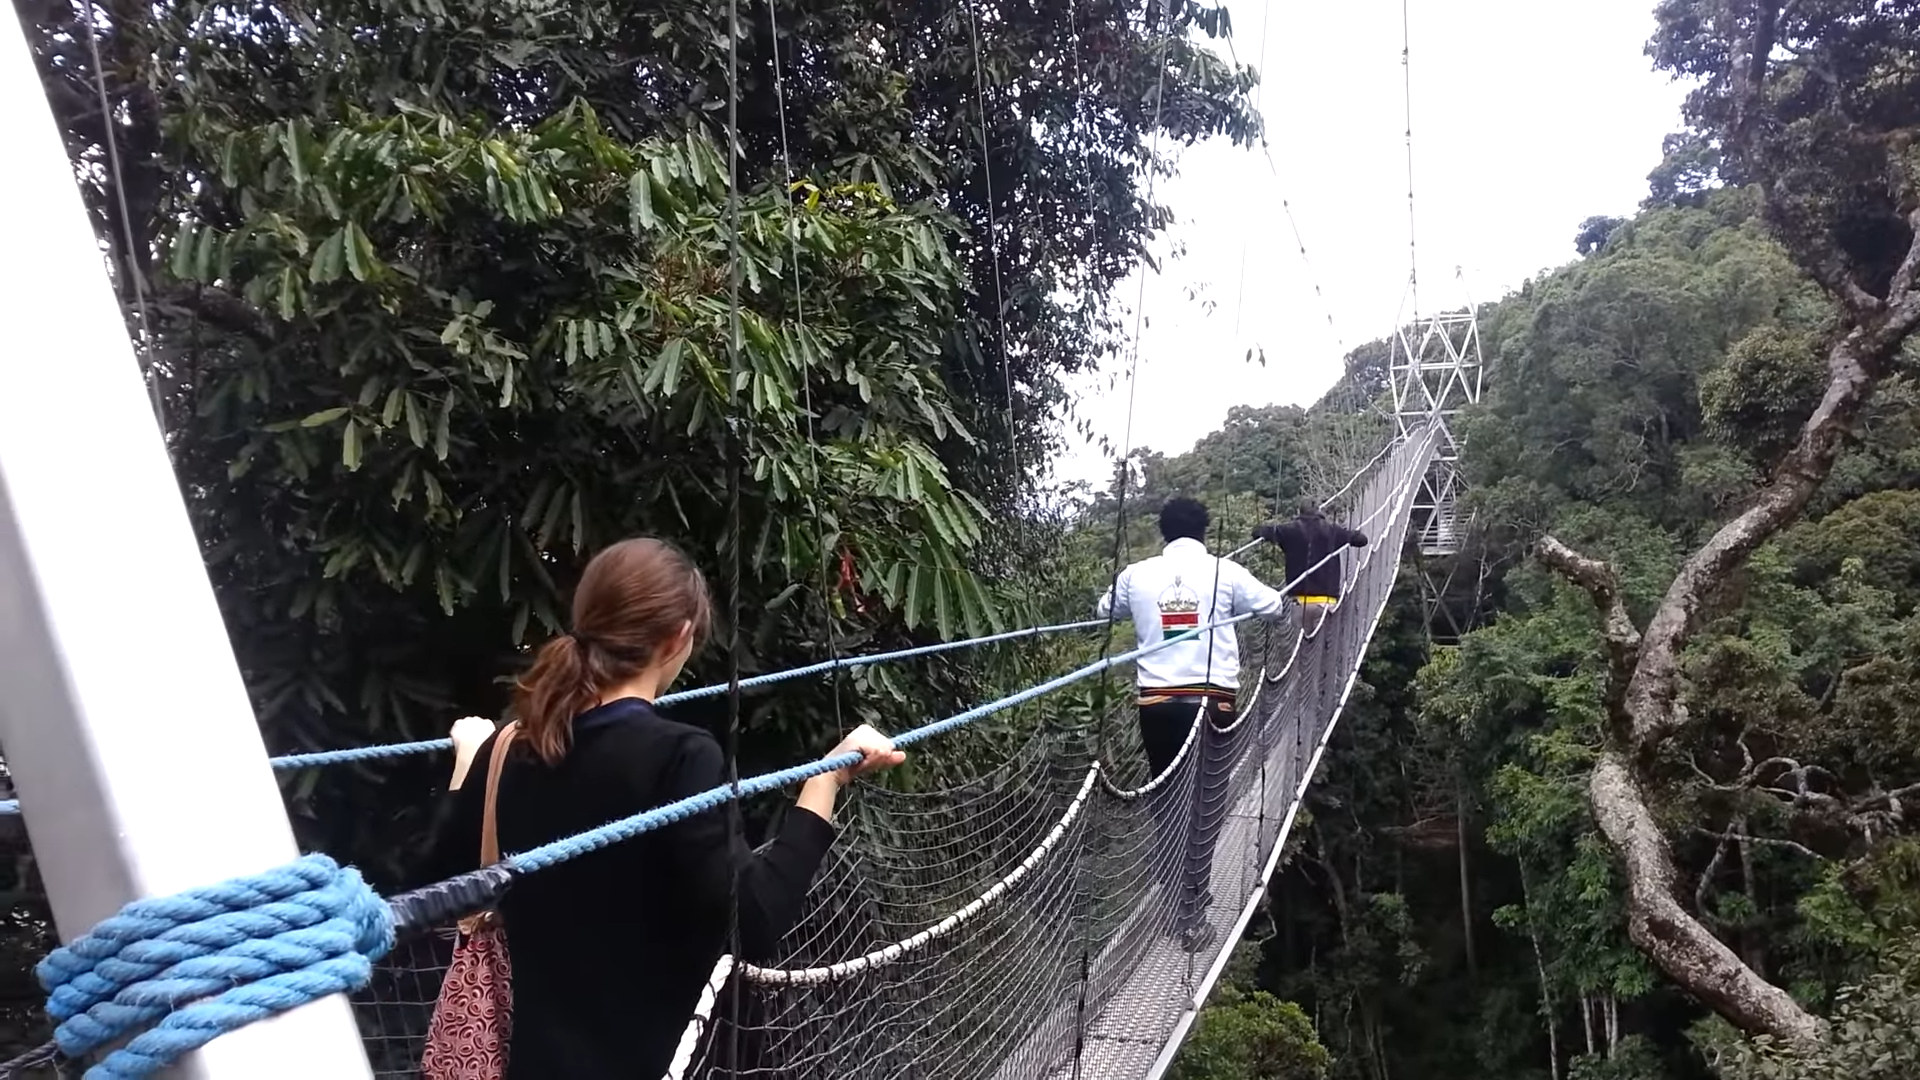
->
<box><xmin>1122</xmin><ymin>162</ymin><xmax>1920</xmax><ymax>1080</ymax></box>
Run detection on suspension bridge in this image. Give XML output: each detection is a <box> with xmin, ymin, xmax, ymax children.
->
<box><xmin>0</xmin><ymin>0</ymin><xmax>1497</xmax><ymax>1073</ymax></box>
<box><xmin>0</xmin><ymin>414</ymin><xmax>1472</xmax><ymax>1080</ymax></box>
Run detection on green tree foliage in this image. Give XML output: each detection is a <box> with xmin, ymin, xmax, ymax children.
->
<box><xmin>1173</xmin><ymin>942</ymin><xmax>1333</xmax><ymax>1080</ymax></box>
<box><xmin>1574</xmin><ymin>215</ymin><xmax>1627</xmax><ymax>257</ymax></box>
<box><xmin>16</xmin><ymin>0</ymin><xmax>1260</xmax><ymax>872</ymax></box>
<box><xmin>1121</xmin><ymin>176</ymin><xmax>1920</xmax><ymax>1080</ymax></box>
<box><xmin>1170</xmin><ymin>990</ymin><xmax>1333</xmax><ymax>1080</ymax></box>
<box><xmin>1704</xmin><ymin>937</ymin><xmax>1920</xmax><ymax>1080</ymax></box>
<box><xmin>1409</xmin><ymin>177</ymin><xmax>1920</xmax><ymax>1072</ymax></box>
<box><xmin>1494</xmin><ymin>0</ymin><xmax>1920</xmax><ymax>1048</ymax></box>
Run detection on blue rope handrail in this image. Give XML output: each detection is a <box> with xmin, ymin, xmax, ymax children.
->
<box><xmin>0</xmin><ymin>428</ymin><xmax>1417</xmax><ymax>820</ymax></box>
<box><xmin>507</xmin><ymin>609</ymin><xmax>1252</xmax><ymax>873</ymax></box>
<box><xmin>503</xmin><ymin>458</ymin><xmax>1427</xmax><ymax>873</ymax></box>
<box><xmin>0</xmin><ymin>618</ymin><xmax>1113</xmax><ymax>818</ymax></box>
<box><xmin>262</xmin><ymin>616</ymin><xmax>1109</xmax><ymax>772</ymax></box>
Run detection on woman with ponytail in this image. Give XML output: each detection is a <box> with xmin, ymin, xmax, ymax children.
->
<box><xmin>428</xmin><ymin>537</ymin><xmax>904</xmax><ymax>1079</ymax></box>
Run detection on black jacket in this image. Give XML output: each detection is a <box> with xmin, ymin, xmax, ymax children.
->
<box><xmin>427</xmin><ymin>697</ymin><xmax>835</xmax><ymax>1080</ymax></box>
<box><xmin>1253</xmin><ymin>512</ymin><xmax>1369</xmax><ymax>599</ymax></box>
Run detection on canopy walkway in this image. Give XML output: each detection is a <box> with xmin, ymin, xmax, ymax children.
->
<box><xmin>0</xmin><ymin>422</ymin><xmax>1433</xmax><ymax>1080</ymax></box>
<box><xmin>339</xmin><ymin>425</ymin><xmax>1439</xmax><ymax>1080</ymax></box>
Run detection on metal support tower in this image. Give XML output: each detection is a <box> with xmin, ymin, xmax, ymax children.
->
<box><xmin>1389</xmin><ymin>289</ymin><xmax>1483</xmax><ymax>558</ymax></box>
<box><xmin>0</xmin><ymin>8</ymin><xmax>375</xmax><ymax>1076</ymax></box>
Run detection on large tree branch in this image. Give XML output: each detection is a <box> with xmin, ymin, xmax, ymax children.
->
<box><xmin>1624</xmin><ymin>223</ymin><xmax>1920</xmax><ymax>752</ymax></box>
<box><xmin>1798</xmin><ymin>247</ymin><xmax>1885</xmax><ymax>315</ymax></box>
<box><xmin>1887</xmin><ymin>204</ymin><xmax>1920</xmax><ymax>299</ymax></box>
<box><xmin>1555</xmin><ymin>291</ymin><xmax>1920</xmax><ymax>1049</ymax></box>
<box><xmin>1727</xmin><ymin>2</ymin><xmax>1781</xmax><ymax>153</ymax></box>
<box><xmin>1589</xmin><ymin>751</ymin><xmax>1825</xmax><ymax>1047</ymax></box>
<box><xmin>1534</xmin><ymin>535</ymin><xmax>1641</xmax><ymax>727</ymax></box>
<box><xmin>151</xmin><ymin>285</ymin><xmax>278</xmax><ymax>350</ymax></box>
<box><xmin>1529</xmin><ymin>542</ymin><xmax>1812</xmax><ymax>1041</ymax></box>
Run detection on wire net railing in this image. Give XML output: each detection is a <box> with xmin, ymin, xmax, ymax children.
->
<box><xmin>343</xmin><ymin>426</ymin><xmax>1435</xmax><ymax>1080</ymax></box>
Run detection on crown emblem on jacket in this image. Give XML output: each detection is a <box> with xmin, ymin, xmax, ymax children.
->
<box><xmin>1157</xmin><ymin>576</ymin><xmax>1200</xmax><ymax>614</ymax></box>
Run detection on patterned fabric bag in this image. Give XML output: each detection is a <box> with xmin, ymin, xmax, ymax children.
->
<box><xmin>422</xmin><ymin>721</ymin><xmax>520</xmax><ymax>1080</ymax></box>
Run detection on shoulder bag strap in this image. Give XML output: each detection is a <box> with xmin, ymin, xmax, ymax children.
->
<box><xmin>479</xmin><ymin>721</ymin><xmax>520</xmax><ymax>867</ymax></box>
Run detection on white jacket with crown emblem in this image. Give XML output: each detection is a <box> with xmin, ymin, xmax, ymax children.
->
<box><xmin>1094</xmin><ymin>538</ymin><xmax>1288</xmax><ymax>692</ymax></box>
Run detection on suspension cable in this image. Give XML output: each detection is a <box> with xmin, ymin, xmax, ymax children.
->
<box><xmin>1401</xmin><ymin>0</ymin><xmax>1419</xmax><ymax>320</ymax></box>
<box><xmin>722</xmin><ymin>0</ymin><xmax>747</xmax><ymax>1064</ymax></box>
<box><xmin>765</xmin><ymin>0</ymin><xmax>848</xmax><ymax>738</ymax></box>
<box><xmin>960</xmin><ymin>0</ymin><xmax>1028</xmax><ymax>570</ymax></box>
<box><xmin>81</xmin><ymin>0</ymin><xmax>162</xmax><ymax>435</ymax></box>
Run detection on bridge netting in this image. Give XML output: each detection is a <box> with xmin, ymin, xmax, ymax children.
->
<box><xmin>344</xmin><ymin>424</ymin><xmax>1437</xmax><ymax>1080</ymax></box>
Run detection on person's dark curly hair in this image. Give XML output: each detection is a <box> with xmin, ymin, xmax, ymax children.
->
<box><xmin>1159</xmin><ymin>497</ymin><xmax>1210</xmax><ymax>544</ymax></box>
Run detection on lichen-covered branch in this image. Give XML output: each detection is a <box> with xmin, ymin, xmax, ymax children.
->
<box><xmin>1589</xmin><ymin>752</ymin><xmax>1826</xmax><ymax>1046</ymax></box>
<box><xmin>1535</xmin><ymin>527</ymin><xmax>1831</xmax><ymax>1046</ymax></box>
<box><xmin>1625</xmin><ymin>211</ymin><xmax>1920</xmax><ymax>753</ymax></box>
<box><xmin>1534</xmin><ymin>535</ymin><xmax>1641</xmax><ymax>726</ymax></box>
<box><xmin>1531</xmin><ymin>209</ymin><xmax>1920</xmax><ymax>1050</ymax></box>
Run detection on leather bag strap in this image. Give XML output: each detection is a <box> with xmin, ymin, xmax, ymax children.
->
<box><xmin>479</xmin><ymin>721</ymin><xmax>520</xmax><ymax>866</ymax></box>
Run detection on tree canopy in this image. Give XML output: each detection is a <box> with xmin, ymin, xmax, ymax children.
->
<box><xmin>11</xmin><ymin>0</ymin><xmax>1261</xmax><ymax>871</ymax></box>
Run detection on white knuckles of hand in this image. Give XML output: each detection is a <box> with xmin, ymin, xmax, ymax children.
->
<box><xmin>832</xmin><ymin>725</ymin><xmax>899</xmax><ymax>775</ymax></box>
<box><xmin>450</xmin><ymin>715</ymin><xmax>497</xmax><ymax>746</ymax></box>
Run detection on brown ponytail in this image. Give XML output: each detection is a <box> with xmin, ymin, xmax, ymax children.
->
<box><xmin>512</xmin><ymin>538</ymin><xmax>714</xmax><ymax>764</ymax></box>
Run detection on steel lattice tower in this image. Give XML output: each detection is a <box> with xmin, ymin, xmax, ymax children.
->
<box><xmin>1389</xmin><ymin>292</ymin><xmax>1483</xmax><ymax>557</ymax></box>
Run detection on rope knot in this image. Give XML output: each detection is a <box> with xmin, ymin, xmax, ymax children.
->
<box><xmin>36</xmin><ymin>853</ymin><xmax>393</xmax><ymax>1079</ymax></box>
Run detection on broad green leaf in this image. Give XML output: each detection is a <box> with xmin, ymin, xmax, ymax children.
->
<box><xmin>281</xmin><ymin>121</ymin><xmax>309</xmax><ymax>185</ymax></box>
<box><xmin>629</xmin><ymin>171</ymin><xmax>657</xmax><ymax>232</ymax></box>
<box><xmin>341</xmin><ymin>418</ymin><xmax>363</xmax><ymax>470</ymax></box>
<box><xmin>933</xmin><ymin>570</ymin><xmax>954</xmax><ymax>635</ymax></box>
<box><xmin>658</xmin><ymin>338</ymin><xmax>686</xmax><ymax>395</ymax></box>
<box><xmin>301</xmin><ymin>406</ymin><xmax>350</xmax><ymax>427</ymax></box>
<box><xmin>310</xmin><ymin>229</ymin><xmax>347</xmax><ymax>284</ymax></box>
<box><xmin>342</xmin><ymin>221</ymin><xmax>376</xmax><ymax>281</ymax></box>
<box><xmin>404</xmin><ymin>393</ymin><xmax>428</xmax><ymax>448</ymax></box>
<box><xmin>168</xmin><ymin>220</ymin><xmax>197</xmax><ymax>280</ymax></box>
<box><xmin>904</xmin><ymin>561</ymin><xmax>924</xmax><ymax>629</ymax></box>
<box><xmin>193</xmin><ymin>224</ymin><xmax>218</xmax><ymax>282</ymax></box>
<box><xmin>433</xmin><ymin>392</ymin><xmax>453</xmax><ymax>461</ymax></box>
<box><xmin>276</xmin><ymin>268</ymin><xmax>300</xmax><ymax>320</ymax></box>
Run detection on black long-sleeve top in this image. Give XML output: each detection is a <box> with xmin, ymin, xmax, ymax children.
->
<box><xmin>426</xmin><ymin>697</ymin><xmax>836</xmax><ymax>1080</ymax></box>
<box><xmin>1254</xmin><ymin>513</ymin><xmax>1369</xmax><ymax>600</ymax></box>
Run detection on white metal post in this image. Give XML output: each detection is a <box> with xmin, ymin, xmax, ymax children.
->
<box><xmin>0</xmin><ymin>10</ymin><xmax>375</xmax><ymax>1078</ymax></box>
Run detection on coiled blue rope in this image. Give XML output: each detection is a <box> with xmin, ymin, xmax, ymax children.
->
<box><xmin>35</xmin><ymin>853</ymin><xmax>392</xmax><ymax>1079</ymax></box>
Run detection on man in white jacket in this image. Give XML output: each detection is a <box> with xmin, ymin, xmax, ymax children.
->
<box><xmin>1096</xmin><ymin>496</ymin><xmax>1289</xmax><ymax>952</ymax></box>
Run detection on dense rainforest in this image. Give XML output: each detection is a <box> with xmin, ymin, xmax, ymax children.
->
<box><xmin>1140</xmin><ymin>181</ymin><xmax>1920</xmax><ymax>1080</ymax></box>
<box><xmin>4</xmin><ymin>0</ymin><xmax>1920</xmax><ymax>1077</ymax></box>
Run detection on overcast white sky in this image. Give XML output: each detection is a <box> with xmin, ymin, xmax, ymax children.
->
<box><xmin>1050</xmin><ymin>0</ymin><xmax>1693</xmax><ymax>490</ymax></box>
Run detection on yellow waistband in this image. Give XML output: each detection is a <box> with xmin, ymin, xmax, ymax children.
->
<box><xmin>1296</xmin><ymin>595</ymin><xmax>1337</xmax><ymax>605</ymax></box>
